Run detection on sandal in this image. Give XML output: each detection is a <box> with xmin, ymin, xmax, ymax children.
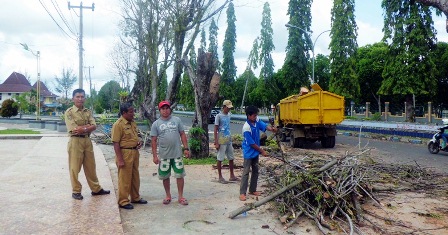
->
<box><xmin>239</xmin><ymin>194</ymin><xmax>246</xmax><ymax>201</ymax></box>
<box><xmin>162</xmin><ymin>197</ymin><xmax>171</xmax><ymax>205</ymax></box>
<box><xmin>229</xmin><ymin>177</ymin><xmax>240</xmax><ymax>182</ymax></box>
<box><xmin>218</xmin><ymin>178</ymin><xmax>228</xmax><ymax>184</ymax></box>
<box><xmin>178</xmin><ymin>197</ymin><xmax>189</xmax><ymax>205</ymax></box>
<box><xmin>248</xmin><ymin>191</ymin><xmax>262</xmax><ymax>196</ymax></box>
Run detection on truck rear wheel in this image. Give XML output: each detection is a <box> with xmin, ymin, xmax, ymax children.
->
<box><xmin>280</xmin><ymin>133</ymin><xmax>287</xmax><ymax>142</ymax></box>
<box><xmin>321</xmin><ymin>136</ymin><xmax>335</xmax><ymax>148</ymax></box>
<box><xmin>290</xmin><ymin>133</ymin><xmax>305</xmax><ymax>148</ymax></box>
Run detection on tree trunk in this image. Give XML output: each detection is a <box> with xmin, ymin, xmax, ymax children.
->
<box><xmin>184</xmin><ymin>49</ymin><xmax>220</xmax><ymax>158</ymax></box>
<box><xmin>405</xmin><ymin>94</ymin><xmax>414</xmax><ymax>122</ymax></box>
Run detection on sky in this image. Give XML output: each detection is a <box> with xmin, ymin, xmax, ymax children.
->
<box><xmin>1</xmin><ymin>0</ymin><xmax>447</xmax><ymax>97</ymax></box>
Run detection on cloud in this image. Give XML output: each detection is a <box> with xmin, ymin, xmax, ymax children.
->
<box><xmin>1</xmin><ymin>0</ymin><xmax>447</xmax><ymax>96</ymax></box>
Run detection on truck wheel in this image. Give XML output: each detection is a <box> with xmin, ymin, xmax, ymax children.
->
<box><xmin>321</xmin><ymin>137</ymin><xmax>328</xmax><ymax>148</ymax></box>
<box><xmin>327</xmin><ymin>136</ymin><xmax>335</xmax><ymax>148</ymax></box>
<box><xmin>280</xmin><ymin>133</ymin><xmax>287</xmax><ymax>142</ymax></box>
<box><xmin>321</xmin><ymin>136</ymin><xmax>335</xmax><ymax>148</ymax></box>
<box><xmin>297</xmin><ymin>137</ymin><xmax>305</xmax><ymax>148</ymax></box>
<box><xmin>290</xmin><ymin>133</ymin><xmax>297</xmax><ymax>147</ymax></box>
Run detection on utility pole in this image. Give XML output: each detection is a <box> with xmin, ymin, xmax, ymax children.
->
<box><xmin>68</xmin><ymin>1</ymin><xmax>95</xmax><ymax>89</ymax></box>
<box><xmin>21</xmin><ymin>43</ymin><xmax>41</xmax><ymax>120</ymax></box>
<box><xmin>84</xmin><ymin>66</ymin><xmax>94</xmax><ymax>113</ymax></box>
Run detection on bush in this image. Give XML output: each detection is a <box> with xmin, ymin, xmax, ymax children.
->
<box><xmin>188</xmin><ymin>127</ymin><xmax>206</xmax><ymax>153</ymax></box>
<box><xmin>0</xmin><ymin>99</ymin><xmax>18</xmax><ymax>118</ymax></box>
<box><xmin>95</xmin><ymin>106</ymin><xmax>104</xmax><ymax>114</ymax></box>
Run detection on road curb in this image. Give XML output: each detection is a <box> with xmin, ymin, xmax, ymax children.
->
<box><xmin>339</xmin><ymin>131</ymin><xmax>425</xmax><ymax>145</ymax></box>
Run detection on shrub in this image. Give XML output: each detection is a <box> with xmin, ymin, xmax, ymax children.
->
<box><xmin>188</xmin><ymin>127</ymin><xmax>206</xmax><ymax>153</ymax></box>
<box><xmin>0</xmin><ymin>99</ymin><xmax>18</xmax><ymax>118</ymax></box>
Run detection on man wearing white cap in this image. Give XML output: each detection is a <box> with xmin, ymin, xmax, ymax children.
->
<box><xmin>214</xmin><ymin>100</ymin><xmax>238</xmax><ymax>183</ymax></box>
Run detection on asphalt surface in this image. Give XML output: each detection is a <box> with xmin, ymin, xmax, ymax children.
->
<box><xmin>179</xmin><ymin>116</ymin><xmax>448</xmax><ymax>174</ymax></box>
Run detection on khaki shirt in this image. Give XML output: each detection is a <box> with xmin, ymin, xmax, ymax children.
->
<box><xmin>111</xmin><ymin>116</ymin><xmax>139</xmax><ymax>148</ymax></box>
<box><xmin>64</xmin><ymin>105</ymin><xmax>96</xmax><ymax>134</ymax></box>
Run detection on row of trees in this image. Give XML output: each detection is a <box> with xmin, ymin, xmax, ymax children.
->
<box><xmin>8</xmin><ymin>1</ymin><xmax>448</xmax><ymax>123</ymax></box>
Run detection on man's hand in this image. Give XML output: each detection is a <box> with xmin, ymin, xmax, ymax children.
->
<box><xmin>183</xmin><ymin>150</ymin><xmax>190</xmax><ymax>158</ymax></box>
<box><xmin>137</xmin><ymin>141</ymin><xmax>143</xmax><ymax>149</ymax></box>
<box><xmin>214</xmin><ymin>143</ymin><xmax>220</xmax><ymax>150</ymax></box>
<box><xmin>153</xmin><ymin>155</ymin><xmax>160</xmax><ymax>165</ymax></box>
<box><xmin>117</xmin><ymin>158</ymin><xmax>125</xmax><ymax>168</ymax></box>
<box><xmin>260</xmin><ymin>149</ymin><xmax>269</xmax><ymax>157</ymax></box>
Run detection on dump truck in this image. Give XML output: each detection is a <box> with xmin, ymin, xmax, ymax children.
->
<box><xmin>274</xmin><ymin>84</ymin><xmax>345</xmax><ymax>148</ymax></box>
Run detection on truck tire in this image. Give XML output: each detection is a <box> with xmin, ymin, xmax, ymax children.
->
<box><xmin>327</xmin><ymin>136</ymin><xmax>335</xmax><ymax>148</ymax></box>
<box><xmin>321</xmin><ymin>136</ymin><xmax>335</xmax><ymax>148</ymax></box>
<box><xmin>290</xmin><ymin>133</ymin><xmax>297</xmax><ymax>147</ymax></box>
<box><xmin>290</xmin><ymin>133</ymin><xmax>305</xmax><ymax>148</ymax></box>
<box><xmin>297</xmin><ymin>137</ymin><xmax>305</xmax><ymax>148</ymax></box>
<box><xmin>280</xmin><ymin>133</ymin><xmax>287</xmax><ymax>142</ymax></box>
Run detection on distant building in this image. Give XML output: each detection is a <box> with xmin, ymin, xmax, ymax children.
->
<box><xmin>0</xmin><ymin>71</ymin><xmax>60</xmax><ymax>111</ymax></box>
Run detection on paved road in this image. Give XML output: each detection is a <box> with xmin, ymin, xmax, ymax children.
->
<box><xmin>178</xmin><ymin>116</ymin><xmax>448</xmax><ymax>173</ymax></box>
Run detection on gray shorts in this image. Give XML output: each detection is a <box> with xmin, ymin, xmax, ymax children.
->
<box><xmin>216</xmin><ymin>143</ymin><xmax>234</xmax><ymax>161</ymax></box>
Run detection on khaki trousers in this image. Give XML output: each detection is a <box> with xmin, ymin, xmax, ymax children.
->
<box><xmin>117</xmin><ymin>149</ymin><xmax>141</xmax><ymax>206</ymax></box>
<box><xmin>67</xmin><ymin>137</ymin><xmax>102</xmax><ymax>193</ymax></box>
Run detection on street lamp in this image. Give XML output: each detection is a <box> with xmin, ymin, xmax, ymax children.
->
<box><xmin>21</xmin><ymin>43</ymin><xmax>41</xmax><ymax>120</ymax></box>
<box><xmin>285</xmin><ymin>23</ymin><xmax>330</xmax><ymax>83</ymax></box>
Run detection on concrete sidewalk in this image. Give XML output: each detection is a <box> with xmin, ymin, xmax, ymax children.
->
<box><xmin>0</xmin><ymin>126</ymin><xmax>123</xmax><ymax>234</ymax></box>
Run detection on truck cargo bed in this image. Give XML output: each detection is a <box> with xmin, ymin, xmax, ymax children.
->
<box><xmin>280</xmin><ymin>84</ymin><xmax>344</xmax><ymax>125</ymax></box>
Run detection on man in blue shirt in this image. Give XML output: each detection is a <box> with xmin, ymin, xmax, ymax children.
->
<box><xmin>239</xmin><ymin>105</ymin><xmax>277</xmax><ymax>201</ymax></box>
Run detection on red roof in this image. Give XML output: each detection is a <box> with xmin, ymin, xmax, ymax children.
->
<box><xmin>32</xmin><ymin>80</ymin><xmax>58</xmax><ymax>98</ymax></box>
<box><xmin>0</xmin><ymin>72</ymin><xmax>32</xmax><ymax>92</ymax></box>
<box><xmin>0</xmin><ymin>71</ymin><xmax>58</xmax><ymax>98</ymax></box>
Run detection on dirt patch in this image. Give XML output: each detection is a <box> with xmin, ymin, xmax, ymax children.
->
<box><xmin>97</xmin><ymin>141</ymin><xmax>448</xmax><ymax>234</ymax></box>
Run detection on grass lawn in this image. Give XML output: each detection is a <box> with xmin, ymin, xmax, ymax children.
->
<box><xmin>184</xmin><ymin>156</ymin><xmax>227</xmax><ymax>165</ymax></box>
<box><xmin>0</xmin><ymin>129</ymin><xmax>40</xmax><ymax>134</ymax></box>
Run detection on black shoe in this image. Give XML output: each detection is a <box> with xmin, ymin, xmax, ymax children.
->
<box><xmin>131</xmin><ymin>199</ymin><xmax>148</xmax><ymax>204</ymax></box>
<box><xmin>72</xmin><ymin>193</ymin><xmax>84</xmax><ymax>200</ymax></box>
<box><xmin>119</xmin><ymin>204</ymin><xmax>134</xmax><ymax>210</ymax></box>
<box><xmin>91</xmin><ymin>189</ymin><xmax>110</xmax><ymax>196</ymax></box>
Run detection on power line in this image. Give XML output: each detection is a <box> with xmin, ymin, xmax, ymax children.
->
<box><xmin>38</xmin><ymin>0</ymin><xmax>77</xmax><ymax>41</ymax></box>
<box><xmin>51</xmin><ymin>0</ymin><xmax>77</xmax><ymax>36</ymax></box>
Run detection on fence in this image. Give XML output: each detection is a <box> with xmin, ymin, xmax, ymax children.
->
<box><xmin>351</xmin><ymin>102</ymin><xmax>445</xmax><ymax>125</ymax></box>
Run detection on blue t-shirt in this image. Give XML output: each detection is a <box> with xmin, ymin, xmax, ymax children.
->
<box><xmin>242</xmin><ymin>118</ymin><xmax>267</xmax><ymax>159</ymax></box>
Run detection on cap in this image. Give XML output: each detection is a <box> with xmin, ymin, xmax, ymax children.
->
<box><xmin>223</xmin><ymin>100</ymin><xmax>233</xmax><ymax>108</ymax></box>
<box><xmin>158</xmin><ymin>100</ymin><xmax>171</xmax><ymax>109</ymax></box>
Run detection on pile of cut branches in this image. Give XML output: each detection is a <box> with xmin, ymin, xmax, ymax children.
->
<box><xmin>229</xmin><ymin>148</ymin><xmax>448</xmax><ymax>234</ymax></box>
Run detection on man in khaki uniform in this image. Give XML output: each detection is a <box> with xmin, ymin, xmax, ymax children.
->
<box><xmin>65</xmin><ymin>88</ymin><xmax>110</xmax><ymax>200</ymax></box>
<box><xmin>111</xmin><ymin>102</ymin><xmax>147</xmax><ymax>210</ymax></box>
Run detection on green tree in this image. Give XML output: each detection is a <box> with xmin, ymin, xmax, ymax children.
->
<box><xmin>12</xmin><ymin>92</ymin><xmax>31</xmax><ymax>114</ymax></box>
<box><xmin>257</xmin><ymin>2</ymin><xmax>277</xmax><ymax>107</ymax></box>
<box><xmin>329</xmin><ymin>0</ymin><xmax>359</xmax><ymax>101</ymax></box>
<box><xmin>313</xmin><ymin>54</ymin><xmax>331</xmax><ymax>91</ymax></box>
<box><xmin>432</xmin><ymin>42</ymin><xmax>448</xmax><ymax>111</ymax></box>
<box><xmin>54</xmin><ymin>68</ymin><xmax>77</xmax><ymax>98</ymax></box>
<box><xmin>234</xmin><ymin>69</ymin><xmax>258</xmax><ymax>111</ymax></box>
<box><xmin>98</xmin><ymin>80</ymin><xmax>122</xmax><ymax>113</ymax></box>
<box><xmin>380</xmin><ymin>0</ymin><xmax>437</xmax><ymax>121</ymax></box>
<box><xmin>220</xmin><ymin>1</ymin><xmax>237</xmax><ymax>102</ymax></box>
<box><xmin>283</xmin><ymin>0</ymin><xmax>312</xmax><ymax>95</ymax></box>
<box><xmin>240</xmin><ymin>37</ymin><xmax>260</xmax><ymax>110</ymax></box>
<box><xmin>259</xmin><ymin>2</ymin><xmax>275</xmax><ymax>81</ymax></box>
<box><xmin>208</xmin><ymin>18</ymin><xmax>220</xmax><ymax>70</ymax></box>
<box><xmin>179</xmin><ymin>47</ymin><xmax>197</xmax><ymax>110</ymax></box>
<box><xmin>356</xmin><ymin>42</ymin><xmax>388</xmax><ymax>113</ymax></box>
<box><xmin>200</xmin><ymin>28</ymin><xmax>207</xmax><ymax>52</ymax></box>
<box><xmin>0</xmin><ymin>99</ymin><xmax>19</xmax><ymax>118</ymax></box>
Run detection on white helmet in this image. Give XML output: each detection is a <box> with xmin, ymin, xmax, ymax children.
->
<box><xmin>443</xmin><ymin>118</ymin><xmax>448</xmax><ymax>125</ymax></box>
